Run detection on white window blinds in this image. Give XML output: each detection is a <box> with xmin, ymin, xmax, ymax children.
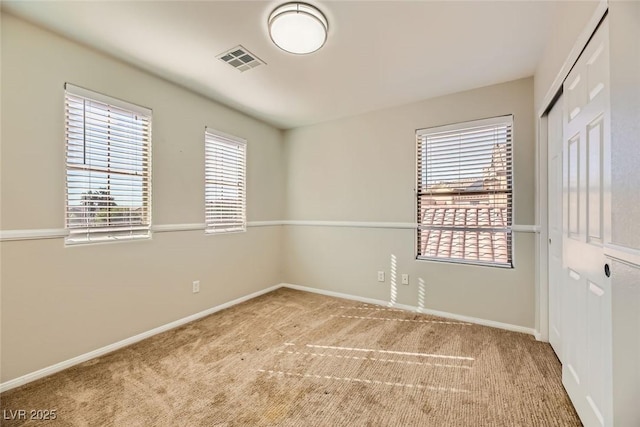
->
<box><xmin>65</xmin><ymin>84</ymin><xmax>152</xmax><ymax>244</ymax></box>
<box><xmin>416</xmin><ymin>115</ymin><xmax>513</xmax><ymax>267</ymax></box>
<box><xmin>205</xmin><ymin>128</ymin><xmax>246</xmax><ymax>233</ymax></box>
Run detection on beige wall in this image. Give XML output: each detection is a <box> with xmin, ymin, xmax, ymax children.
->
<box><xmin>609</xmin><ymin>2</ymin><xmax>640</xmax><ymax>424</ymax></box>
<box><xmin>0</xmin><ymin>13</ymin><xmax>285</xmax><ymax>382</ymax></box>
<box><xmin>610</xmin><ymin>0</ymin><xmax>640</xmax><ymax>250</ymax></box>
<box><xmin>283</xmin><ymin>78</ymin><xmax>537</xmax><ymax>328</ymax></box>
<box><xmin>533</xmin><ymin>0</ymin><xmax>601</xmax><ymax>111</ymax></box>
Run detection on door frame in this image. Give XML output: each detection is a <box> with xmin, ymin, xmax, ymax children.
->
<box><xmin>535</xmin><ymin>0</ymin><xmax>608</xmax><ymax>342</ymax></box>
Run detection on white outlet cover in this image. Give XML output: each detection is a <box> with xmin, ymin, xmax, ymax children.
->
<box><xmin>401</xmin><ymin>274</ymin><xmax>409</xmax><ymax>285</ymax></box>
<box><xmin>377</xmin><ymin>271</ymin><xmax>385</xmax><ymax>282</ymax></box>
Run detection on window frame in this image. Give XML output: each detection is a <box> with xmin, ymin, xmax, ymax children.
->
<box><xmin>64</xmin><ymin>83</ymin><xmax>152</xmax><ymax>245</ymax></box>
<box><xmin>415</xmin><ymin>115</ymin><xmax>514</xmax><ymax>268</ymax></box>
<box><xmin>204</xmin><ymin>127</ymin><xmax>247</xmax><ymax>234</ymax></box>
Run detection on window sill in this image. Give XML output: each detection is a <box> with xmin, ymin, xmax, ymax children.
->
<box><xmin>416</xmin><ymin>256</ymin><xmax>513</xmax><ymax>269</ymax></box>
<box><xmin>65</xmin><ymin>234</ymin><xmax>151</xmax><ymax>247</ymax></box>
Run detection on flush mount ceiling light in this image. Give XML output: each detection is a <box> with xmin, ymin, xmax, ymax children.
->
<box><xmin>268</xmin><ymin>2</ymin><xmax>328</xmax><ymax>55</ymax></box>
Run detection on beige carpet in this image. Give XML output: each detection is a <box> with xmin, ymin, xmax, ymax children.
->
<box><xmin>0</xmin><ymin>288</ymin><xmax>580</xmax><ymax>426</ymax></box>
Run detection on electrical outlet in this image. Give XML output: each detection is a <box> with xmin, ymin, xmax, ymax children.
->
<box><xmin>377</xmin><ymin>271</ymin><xmax>385</xmax><ymax>282</ymax></box>
<box><xmin>401</xmin><ymin>274</ymin><xmax>409</xmax><ymax>285</ymax></box>
<box><xmin>192</xmin><ymin>280</ymin><xmax>200</xmax><ymax>293</ymax></box>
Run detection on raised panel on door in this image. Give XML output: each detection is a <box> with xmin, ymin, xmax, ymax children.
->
<box><xmin>586</xmin><ymin>280</ymin><xmax>609</xmax><ymax>426</ymax></box>
<box><xmin>587</xmin><ymin>115</ymin><xmax>604</xmax><ymax>244</ymax></box>
<box><xmin>564</xmin><ymin>268</ymin><xmax>587</xmax><ymax>386</ymax></box>
<box><xmin>567</xmin><ymin>133</ymin><xmax>581</xmax><ymax>238</ymax></box>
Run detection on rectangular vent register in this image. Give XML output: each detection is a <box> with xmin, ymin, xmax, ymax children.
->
<box><xmin>218</xmin><ymin>45</ymin><xmax>265</xmax><ymax>72</ymax></box>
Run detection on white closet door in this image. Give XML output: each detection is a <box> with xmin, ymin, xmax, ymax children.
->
<box><xmin>548</xmin><ymin>96</ymin><xmax>564</xmax><ymax>361</ymax></box>
<box><xmin>562</xmin><ymin>18</ymin><xmax>612</xmax><ymax>427</ymax></box>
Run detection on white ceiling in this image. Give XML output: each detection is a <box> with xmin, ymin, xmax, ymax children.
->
<box><xmin>2</xmin><ymin>1</ymin><xmax>555</xmax><ymax>129</ymax></box>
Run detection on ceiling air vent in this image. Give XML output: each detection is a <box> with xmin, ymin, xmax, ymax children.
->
<box><xmin>217</xmin><ymin>45</ymin><xmax>265</xmax><ymax>72</ymax></box>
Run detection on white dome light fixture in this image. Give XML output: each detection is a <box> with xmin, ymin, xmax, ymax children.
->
<box><xmin>268</xmin><ymin>2</ymin><xmax>328</xmax><ymax>55</ymax></box>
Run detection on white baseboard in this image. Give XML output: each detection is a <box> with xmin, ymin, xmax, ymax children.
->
<box><xmin>0</xmin><ymin>284</ymin><xmax>281</xmax><ymax>393</ymax></box>
<box><xmin>281</xmin><ymin>283</ymin><xmax>536</xmax><ymax>337</ymax></box>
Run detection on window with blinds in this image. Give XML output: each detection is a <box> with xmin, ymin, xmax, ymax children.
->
<box><xmin>65</xmin><ymin>84</ymin><xmax>152</xmax><ymax>245</ymax></box>
<box><xmin>416</xmin><ymin>115</ymin><xmax>513</xmax><ymax>267</ymax></box>
<box><xmin>205</xmin><ymin>128</ymin><xmax>246</xmax><ymax>233</ymax></box>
